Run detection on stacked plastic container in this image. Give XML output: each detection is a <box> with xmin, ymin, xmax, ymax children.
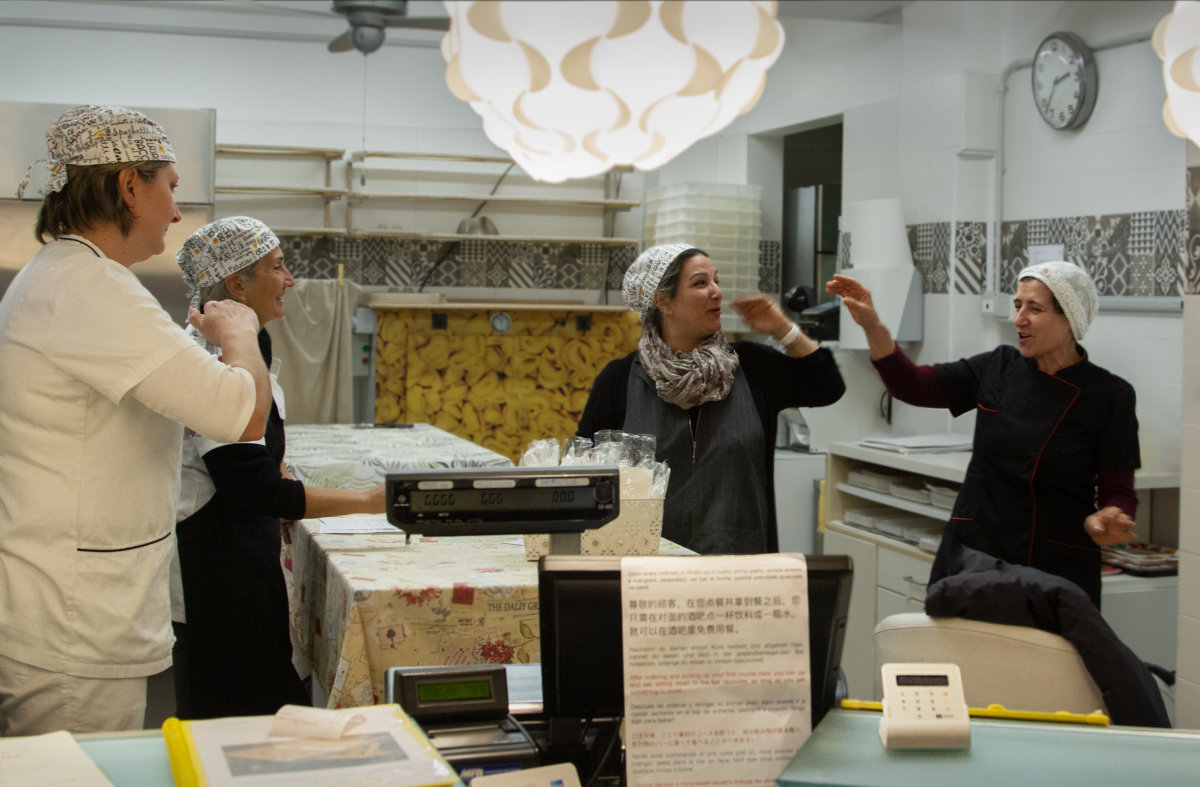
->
<box><xmin>643</xmin><ymin>182</ymin><xmax>763</xmax><ymax>334</ymax></box>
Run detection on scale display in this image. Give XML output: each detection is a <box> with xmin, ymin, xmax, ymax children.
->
<box><xmin>387</xmin><ymin>466</ymin><xmax>620</xmax><ymax>537</ymax></box>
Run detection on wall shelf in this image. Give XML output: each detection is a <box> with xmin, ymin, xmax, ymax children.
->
<box><xmin>345</xmin><ymin>190</ymin><xmax>638</xmax><ymax>211</ymax></box>
<box><xmin>215</xmin><ymin>185</ymin><xmax>348</xmax><ymax>199</ymax></box>
<box><xmin>345</xmin><ymin>229</ymin><xmax>638</xmax><ymax>246</ymax></box>
<box><xmin>214</xmin><ymin>146</ymin><xmax>641</xmax><ymax>250</ymax></box>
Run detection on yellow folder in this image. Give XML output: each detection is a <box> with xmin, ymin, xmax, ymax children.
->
<box><xmin>162</xmin><ymin>704</ymin><xmax>459</xmax><ymax>787</ymax></box>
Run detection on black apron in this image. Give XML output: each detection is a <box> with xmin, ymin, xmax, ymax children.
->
<box><xmin>622</xmin><ymin>356</ymin><xmax>769</xmax><ymax>554</ymax></box>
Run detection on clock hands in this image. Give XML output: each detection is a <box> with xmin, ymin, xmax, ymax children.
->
<box><xmin>1043</xmin><ymin>70</ymin><xmax>1071</xmax><ymax>113</ymax></box>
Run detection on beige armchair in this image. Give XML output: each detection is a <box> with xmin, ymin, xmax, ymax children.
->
<box><xmin>872</xmin><ymin>613</ymin><xmax>1104</xmax><ymax>714</ymax></box>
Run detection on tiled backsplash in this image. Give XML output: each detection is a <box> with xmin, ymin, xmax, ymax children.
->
<box><xmin>278</xmin><ymin>234</ymin><xmax>785</xmax><ymax>297</ymax></box>
<box><xmin>280</xmin><ymin>191</ymin><xmax>1193</xmax><ymax>300</ymax></box>
<box><xmin>1000</xmin><ymin>209</ymin><xmax>1187</xmax><ymax>296</ymax></box>
<box><xmin>842</xmin><ymin>206</ymin><xmax>1187</xmax><ymax>298</ymax></box>
<box><xmin>277</xmin><ymin>235</ymin><xmax>640</xmax><ymax>291</ymax></box>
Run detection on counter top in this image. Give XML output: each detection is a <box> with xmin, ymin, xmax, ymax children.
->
<box><xmin>827</xmin><ymin>441</ymin><xmax>1179</xmax><ymax>489</ymax></box>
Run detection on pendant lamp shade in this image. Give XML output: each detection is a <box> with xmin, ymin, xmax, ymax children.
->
<box><xmin>440</xmin><ymin>0</ymin><xmax>785</xmax><ymax>182</ymax></box>
<box><xmin>1154</xmin><ymin>1</ymin><xmax>1200</xmax><ymax>144</ymax></box>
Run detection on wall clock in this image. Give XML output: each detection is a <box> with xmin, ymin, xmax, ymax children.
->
<box><xmin>1031</xmin><ymin>31</ymin><xmax>1098</xmax><ymax>130</ymax></box>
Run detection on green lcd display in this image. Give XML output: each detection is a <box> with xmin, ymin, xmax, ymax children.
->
<box><xmin>417</xmin><ymin>678</ymin><xmax>493</xmax><ymax>704</ymax></box>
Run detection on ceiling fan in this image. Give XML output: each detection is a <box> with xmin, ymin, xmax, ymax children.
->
<box><xmin>327</xmin><ymin>0</ymin><xmax>450</xmax><ymax>54</ymax></box>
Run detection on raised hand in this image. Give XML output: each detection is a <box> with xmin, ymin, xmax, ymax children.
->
<box><xmin>733</xmin><ymin>293</ymin><xmax>791</xmax><ymax>339</ymax></box>
<box><xmin>825</xmin><ymin>274</ymin><xmax>881</xmax><ymax>328</ymax></box>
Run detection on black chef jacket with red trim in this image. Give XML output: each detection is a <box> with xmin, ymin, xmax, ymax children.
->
<box><xmin>928</xmin><ymin>344</ymin><xmax>1140</xmax><ymax>607</ymax></box>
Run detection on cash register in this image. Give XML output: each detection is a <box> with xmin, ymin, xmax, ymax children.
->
<box><xmin>381</xmin><ymin>467</ymin><xmax>625</xmax><ymax>779</ymax></box>
<box><xmin>385</xmin><ymin>664</ymin><xmax>544</xmax><ymax>781</ymax></box>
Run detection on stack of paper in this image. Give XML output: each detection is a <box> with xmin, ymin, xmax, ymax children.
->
<box><xmin>859</xmin><ymin>434</ymin><xmax>972</xmax><ymax>454</ymax></box>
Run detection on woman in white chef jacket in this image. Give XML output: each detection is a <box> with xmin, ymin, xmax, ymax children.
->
<box><xmin>0</xmin><ymin>106</ymin><xmax>272</xmax><ymax>736</ymax></box>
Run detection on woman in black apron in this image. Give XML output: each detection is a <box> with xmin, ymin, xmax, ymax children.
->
<box><xmin>577</xmin><ymin>245</ymin><xmax>846</xmax><ymax>554</ymax></box>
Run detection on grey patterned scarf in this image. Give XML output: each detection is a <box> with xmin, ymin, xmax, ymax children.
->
<box><xmin>638</xmin><ymin>327</ymin><xmax>739</xmax><ymax>409</ymax></box>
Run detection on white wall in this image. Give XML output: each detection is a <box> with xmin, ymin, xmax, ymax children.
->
<box><xmin>1</xmin><ymin>0</ymin><xmax>1192</xmax><ymax>724</ymax></box>
<box><xmin>655</xmin><ymin>0</ymin><xmax>1193</xmax><ymax>724</ymax></box>
<box><xmin>656</xmin><ymin>0</ymin><xmax>1183</xmax><ymax>469</ymax></box>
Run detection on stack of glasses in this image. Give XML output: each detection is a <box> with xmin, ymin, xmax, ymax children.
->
<box><xmin>642</xmin><ymin>182</ymin><xmax>763</xmax><ymax>334</ymax></box>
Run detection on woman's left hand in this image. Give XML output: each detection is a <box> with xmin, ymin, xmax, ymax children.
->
<box><xmin>733</xmin><ymin>294</ymin><xmax>791</xmax><ymax>338</ymax></box>
<box><xmin>1085</xmin><ymin>506</ymin><xmax>1137</xmax><ymax>546</ymax></box>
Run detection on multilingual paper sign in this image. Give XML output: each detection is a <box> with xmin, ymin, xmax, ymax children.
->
<box><xmin>621</xmin><ymin>554</ymin><xmax>812</xmax><ymax>787</ymax></box>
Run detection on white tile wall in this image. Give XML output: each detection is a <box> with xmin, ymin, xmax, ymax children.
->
<box><xmin>1178</xmin><ymin>606</ymin><xmax>1200</xmax><ymax>670</ymax></box>
<box><xmin>962</xmin><ymin>70</ymin><xmax>999</xmax><ymax>153</ymax></box>
<box><xmin>899</xmin><ymin>82</ymin><xmax>932</xmax><ymax>156</ymax></box>
<box><xmin>1177</xmin><ymin>677</ymin><xmax>1200</xmax><ymax>731</ymax></box>
<box><xmin>1178</xmin><ymin>551</ymin><xmax>1199</xmax><ymax>662</ymax></box>
<box><xmin>1180</xmin><ymin>487</ymin><xmax>1200</xmax><ymax>556</ymax></box>
<box><xmin>952</xmin><ymin>158</ymin><xmax>992</xmax><ymax>222</ymax></box>
<box><xmin>844</xmin><ymin>100</ymin><xmax>901</xmax><ymax>174</ymax></box>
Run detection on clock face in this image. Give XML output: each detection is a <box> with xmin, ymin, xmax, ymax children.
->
<box><xmin>1032</xmin><ymin>32</ymin><xmax>1098</xmax><ymax>130</ymax></box>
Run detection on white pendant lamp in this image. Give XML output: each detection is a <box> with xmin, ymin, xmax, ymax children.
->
<box><xmin>1154</xmin><ymin>1</ymin><xmax>1200</xmax><ymax>144</ymax></box>
<box><xmin>440</xmin><ymin>0</ymin><xmax>785</xmax><ymax>183</ymax></box>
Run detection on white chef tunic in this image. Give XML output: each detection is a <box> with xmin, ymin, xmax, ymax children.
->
<box><xmin>0</xmin><ymin>236</ymin><xmax>255</xmax><ymax>678</ymax></box>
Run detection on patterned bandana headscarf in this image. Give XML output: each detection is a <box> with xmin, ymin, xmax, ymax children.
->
<box><xmin>622</xmin><ymin>243</ymin><xmax>691</xmax><ymax>314</ymax></box>
<box><xmin>177</xmin><ymin>216</ymin><xmax>280</xmax><ymax>309</ymax></box>
<box><xmin>1016</xmin><ymin>260</ymin><xmax>1098</xmax><ymax>341</ymax></box>
<box><xmin>16</xmin><ymin>105</ymin><xmax>176</xmax><ymax>199</ymax></box>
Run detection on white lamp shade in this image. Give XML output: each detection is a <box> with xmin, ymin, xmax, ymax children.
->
<box><xmin>440</xmin><ymin>1</ymin><xmax>784</xmax><ymax>182</ymax></box>
<box><xmin>1154</xmin><ymin>1</ymin><xmax>1200</xmax><ymax>143</ymax></box>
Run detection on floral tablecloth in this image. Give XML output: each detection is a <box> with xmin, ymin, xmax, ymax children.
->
<box><xmin>284</xmin><ymin>518</ymin><xmax>692</xmax><ymax>709</ymax></box>
<box><xmin>284</xmin><ymin>422</ymin><xmax>512</xmax><ymax>491</ymax></box>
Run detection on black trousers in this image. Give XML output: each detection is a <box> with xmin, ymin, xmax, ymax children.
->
<box><xmin>173</xmin><ymin>524</ymin><xmax>310</xmax><ymax>719</ymax></box>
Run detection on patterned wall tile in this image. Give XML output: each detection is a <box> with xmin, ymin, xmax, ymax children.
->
<box><xmin>954</xmin><ymin>221</ymin><xmax>987</xmax><ymax>295</ymax></box>
<box><xmin>759</xmin><ymin>240</ymin><xmax>781</xmax><ymax>294</ymax></box>
<box><xmin>1026</xmin><ymin>218</ymin><xmax>1049</xmax><ymax>247</ymax></box>
<box><xmin>1187</xmin><ymin>167</ymin><xmax>1200</xmax><ymax>295</ymax></box>
<box><xmin>1129</xmin><ymin>254</ymin><xmax>1156</xmax><ymax>296</ymax></box>
<box><xmin>999</xmin><ymin>219</ymin><xmax>1028</xmax><ymax>293</ymax></box>
<box><xmin>925</xmin><ymin>222</ymin><xmax>950</xmax><ymax>294</ymax></box>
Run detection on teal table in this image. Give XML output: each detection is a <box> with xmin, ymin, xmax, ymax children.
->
<box><xmin>75</xmin><ymin>731</ymin><xmax>174</xmax><ymax>786</ymax></box>
<box><xmin>777</xmin><ymin>709</ymin><xmax>1200</xmax><ymax>786</ymax></box>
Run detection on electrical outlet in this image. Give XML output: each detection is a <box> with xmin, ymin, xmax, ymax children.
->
<box><xmin>982</xmin><ymin>292</ymin><xmax>1008</xmax><ymax>317</ymax></box>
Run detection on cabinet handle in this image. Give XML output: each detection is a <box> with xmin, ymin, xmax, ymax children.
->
<box><xmin>902</xmin><ymin>576</ymin><xmax>928</xmax><ymax>588</ymax></box>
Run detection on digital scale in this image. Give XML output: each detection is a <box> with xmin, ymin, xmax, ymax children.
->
<box><xmin>386</xmin><ymin>665</ymin><xmax>542</xmax><ymax>779</ymax></box>
<box><xmin>386</xmin><ymin>466</ymin><xmax>621</xmax><ymax>552</ymax></box>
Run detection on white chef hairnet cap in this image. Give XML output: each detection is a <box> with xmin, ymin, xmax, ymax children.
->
<box><xmin>16</xmin><ymin>105</ymin><xmax>176</xmax><ymax>198</ymax></box>
<box><xmin>622</xmin><ymin>243</ymin><xmax>692</xmax><ymax>314</ymax></box>
<box><xmin>1017</xmin><ymin>260</ymin><xmax>1099</xmax><ymax>341</ymax></box>
<box><xmin>177</xmin><ymin>216</ymin><xmax>280</xmax><ymax>309</ymax></box>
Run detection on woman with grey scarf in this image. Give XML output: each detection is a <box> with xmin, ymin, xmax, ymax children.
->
<box><xmin>577</xmin><ymin>245</ymin><xmax>845</xmax><ymax>554</ymax></box>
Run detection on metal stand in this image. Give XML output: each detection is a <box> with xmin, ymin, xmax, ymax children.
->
<box><xmin>548</xmin><ymin>531</ymin><xmax>582</xmax><ymax>555</ymax></box>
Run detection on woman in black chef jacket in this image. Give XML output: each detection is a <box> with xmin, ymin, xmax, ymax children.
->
<box><xmin>827</xmin><ymin>261</ymin><xmax>1138</xmax><ymax>608</ymax></box>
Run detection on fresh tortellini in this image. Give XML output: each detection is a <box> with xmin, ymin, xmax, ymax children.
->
<box><xmin>374</xmin><ymin>308</ymin><xmax>641</xmax><ymax>462</ymax></box>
